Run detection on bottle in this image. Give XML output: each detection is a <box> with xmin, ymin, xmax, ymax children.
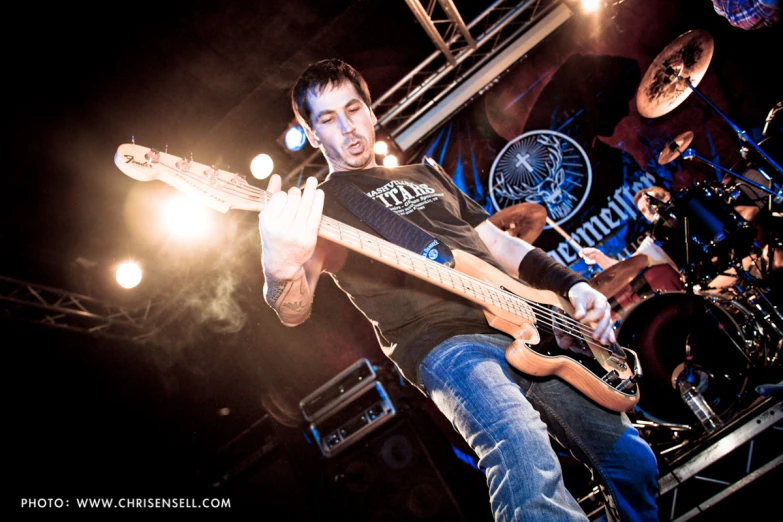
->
<box><xmin>678</xmin><ymin>380</ymin><xmax>723</xmax><ymax>433</ymax></box>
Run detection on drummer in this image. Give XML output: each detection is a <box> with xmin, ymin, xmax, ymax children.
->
<box><xmin>587</xmin><ymin>185</ymin><xmax>769</xmax><ymax>293</ymax></box>
<box><xmin>582</xmin><ymin>186</ymin><xmax>680</xmax><ymax>273</ymax></box>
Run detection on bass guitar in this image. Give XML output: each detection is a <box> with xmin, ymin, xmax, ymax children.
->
<box><xmin>114</xmin><ymin>143</ymin><xmax>642</xmax><ymax>412</ymax></box>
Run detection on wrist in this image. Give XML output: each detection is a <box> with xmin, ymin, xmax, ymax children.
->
<box><xmin>567</xmin><ymin>281</ymin><xmax>590</xmax><ymax>299</ymax></box>
<box><xmin>518</xmin><ymin>248</ymin><xmax>589</xmax><ymax>298</ymax></box>
<box><xmin>263</xmin><ymin>260</ymin><xmax>306</xmax><ymax>284</ymax></box>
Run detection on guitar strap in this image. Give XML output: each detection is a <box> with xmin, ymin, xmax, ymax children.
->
<box><xmin>325</xmin><ymin>173</ymin><xmax>455</xmax><ymax>268</ymax></box>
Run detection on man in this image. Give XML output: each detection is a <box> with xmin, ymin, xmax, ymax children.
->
<box><xmin>258</xmin><ymin>59</ymin><xmax>659</xmax><ymax>521</ymax></box>
<box><xmin>585</xmin><ymin>185</ymin><xmax>772</xmax><ymax>291</ymax></box>
<box><xmin>582</xmin><ymin>186</ymin><xmax>680</xmax><ymax>272</ymax></box>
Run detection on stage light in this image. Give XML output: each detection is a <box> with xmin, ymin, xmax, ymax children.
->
<box><xmin>116</xmin><ymin>261</ymin><xmax>142</xmax><ymax>289</ymax></box>
<box><xmin>250</xmin><ymin>153</ymin><xmax>274</xmax><ymax>180</ymax></box>
<box><xmin>284</xmin><ymin>125</ymin><xmax>307</xmax><ymax>152</ymax></box>
<box><xmin>383</xmin><ymin>155</ymin><xmax>398</xmax><ymax>168</ymax></box>
<box><xmin>581</xmin><ymin>0</ymin><xmax>601</xmax><ymax>13</ymax></box>
<box><xmin>374</xmin><ymin>140</ymin><xmax>388</xmax><ymax>155</ymax></box>
<box><xmin>163</xmin><ymin>195</ymin><xmax>211</xmax><ymax>239</ymax></box>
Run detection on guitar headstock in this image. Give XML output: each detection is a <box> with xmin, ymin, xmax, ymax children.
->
<box><xmin>114</xmin><ymin>143</ymin><xmax>266</xmax><ymax>214</ymax></box>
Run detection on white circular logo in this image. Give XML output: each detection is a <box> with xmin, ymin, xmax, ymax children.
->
<box><xmin>489</xmin><ymin>130</ymin><xmax>592</xmax><ymax>225</ymax></box>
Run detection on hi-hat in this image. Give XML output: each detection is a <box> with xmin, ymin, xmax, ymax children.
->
<box><xmin>589</xmin><ymin>255</ymin><xmax>649</xmax><ymax>298</ymax></box>
<box><xmin>657</xmin><ymin>131</ymin><xmax>694</xmax><ymax>165</ymax></box>
<box><xmin>637</xmin><ymin>29</ymin><xmax>714</xmax><ymax>119</ymax></box>
<box><xmin>489</xmin><ymin>203</ymin><xmax>547</xmax><ymax>243</ymax></box>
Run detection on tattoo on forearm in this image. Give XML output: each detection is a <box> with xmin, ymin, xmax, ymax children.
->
<box><xmin>282</xmin><ymin>301</ymin><xmax>307</xmax><ymax>312</ymax></box>
<box><xmin>266</xmin><ymin>279</ymin><xmax>288</xmax><ymax>304</ymax></box>
<box><xmin>266</xmin><ymin>273</ymin><xmax>311</xmax><ymax>322</ymax></box>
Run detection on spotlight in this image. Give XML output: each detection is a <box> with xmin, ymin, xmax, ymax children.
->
<box><xmin>250</xmin><ymin>153</ymin><xmax>274</xmax><ymax>180</ymax></box>
<box><xmin>284</xmin><ymin>125</ymin><xmax>307</xmax><ymax>152</ymax></box>
<box><xmin>383</xmin><ymin>155</ymin><xmax>399</xmax><ymax>168</ymax></box>
<box><xmin>374</xmin><ymin>140</ymin><xmax>388</xmax><ymax>155</ymax></box>
<box><xmin>116</xmin><ymin>261</ymin><xmax>142</xmax><ymax>289</ymax></box>
<box><xmin>163</xmin><ymin>195</ymin><xmax>211</xmax><ymax>239</ymax></box>
<box><xmin>580</xmin><ymin>0</ymin><xmax>601</xmax><ymax>13</ymax></box>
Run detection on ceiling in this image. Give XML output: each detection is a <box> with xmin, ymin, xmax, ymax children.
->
<box><xmin>3</xmin><ymin>0</ymin><xmax>499</xmax><ymax>297</ymax></box>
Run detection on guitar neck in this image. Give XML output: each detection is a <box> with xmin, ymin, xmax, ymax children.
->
<box><xmin>312</xmin><ymin>207</ymin><xmax>538</xmax><ymax>324</ymax></box>
<box><xmin>113</xmin><ymin>143</ymin><xmax>541</xmax><ymax>323</ymax></box>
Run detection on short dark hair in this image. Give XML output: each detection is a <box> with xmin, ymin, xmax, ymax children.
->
<box><xmin>291</xmin><ymin>59</ymin><xmax>372</xmax><ymax>130</ymax></box>
<box><xmin>633</xmin><ymin>185</ymin><xmax>670</xmax><ymax>207</ymax></box>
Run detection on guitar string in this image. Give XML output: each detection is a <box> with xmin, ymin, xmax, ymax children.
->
<box><xmin>216</xmin><ymin>174</ymin><xmax>612</xmax><ymax>351</ymax></box>
<box><xmin>216</xmin><ymin>173</ymin><xmax>612</xmax><ymax>350</ymax></box>
<box><xmin>319</xmin><ymin>216</ymin><xmax>607</xmax><ymax>349</ymax></box>
<box><xmin>165</xmin><ymin>164</ymin><xmax>617</xmax><ymax>352</ymax></box>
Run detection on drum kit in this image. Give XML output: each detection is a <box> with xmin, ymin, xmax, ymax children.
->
<box><xmin>494</xmin><ymin>29</ymin><xmax>783</xmax><ymax>440</ymax></box>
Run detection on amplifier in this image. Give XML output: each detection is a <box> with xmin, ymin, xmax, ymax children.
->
<box><xmin>299</xmin><ymin>359</ymin><xmax>396</xmax><ymax>458</ymax></box>
<box><xmin>299</xmin><ymin>358</ymin><xmax>377</xmax><ymax>421</ymax></box>
<box><xmin>309</xmin><ymin>380</ymin><xmax>396</xmax><ymax>458</ymax></box>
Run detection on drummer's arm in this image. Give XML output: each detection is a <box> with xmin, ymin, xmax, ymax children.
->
<box><xmin>581</xmin><ymin>247</ymin><xmax>618</xmax><ymax>270</ymax></box>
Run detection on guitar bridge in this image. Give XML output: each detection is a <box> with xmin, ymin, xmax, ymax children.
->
<box><xmin>608</xmin><ymin>356</ymin><xmax>628</xmax><ymax>371</ymax></box>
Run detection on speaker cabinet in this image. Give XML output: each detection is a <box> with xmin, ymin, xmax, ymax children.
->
<box><xmin>317</xmin><ymin>415</ymin><xmax>485</xmax><ymax>522</ymax></box>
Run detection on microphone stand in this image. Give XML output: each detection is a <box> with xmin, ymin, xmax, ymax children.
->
<box><xmin>680</xmin><ymin>148</ymin><xmax>783</xmax><ymax>204</ymax></box>
<box><xmin>663</xmin><ymin>65</ymin><xmax>783</xmax><ymax>182</ymax></box>
<box><xmin>683</xmin><ymin>216</ymin><xmax>695</xmax><ymax>296</ymax></box>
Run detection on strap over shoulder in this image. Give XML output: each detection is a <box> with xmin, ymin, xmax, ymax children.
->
<box><xmin>325</xmin><ymin>176</ymin><xmax>455</xmax><ymax>267</ymax></box>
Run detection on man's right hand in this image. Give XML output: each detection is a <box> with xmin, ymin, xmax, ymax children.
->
<box><xmin>258</xmin><ymin>174</ymin><xmax>324</xmax><ymax>280</ymax></box>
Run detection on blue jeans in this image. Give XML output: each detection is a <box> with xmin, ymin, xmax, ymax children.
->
<box><xmin>419</xmin><ymin>333</ymin><xmax>659</xmax><ymax>522</ymax></box>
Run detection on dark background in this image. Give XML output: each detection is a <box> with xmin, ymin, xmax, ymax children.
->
<box><xmin>5</xmin><ymin>0</ymin><xmax>781</xmax><ymax>518</ymax></box>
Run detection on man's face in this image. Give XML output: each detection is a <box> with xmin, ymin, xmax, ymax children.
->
<box><xmin>304</xmin><ymin>81</ymin><xmax>377</xmax><ymax>172</ymax></box>
<box><xmin>636</xmin><ymin>190</ymin><xmax>670</xmax><ymax>223</ymax></box>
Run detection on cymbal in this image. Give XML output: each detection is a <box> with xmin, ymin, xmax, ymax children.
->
<box><xmin>589</xmin><ymin>255</ymin><xmax>649</xmax><ymax>298</ymax></box>
<box><xmin>489</xmin><ymin>203</ymin><xmax>547</xmax><ymax>243</ymax></box>
<box><xmin>657</xmin><ymin>131</ymin><xmax>694</xmax><ymax>165</ymax></box>
<box><xmin>637</xmin><ymin>29</ymin><xmax>714</xmax><ymax>118</ymax></box>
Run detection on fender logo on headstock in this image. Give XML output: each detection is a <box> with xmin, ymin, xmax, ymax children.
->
<box><xmin>123</xmin><ymin>154</ymin><xmax>154</xmax><ymax>168</ymax></box>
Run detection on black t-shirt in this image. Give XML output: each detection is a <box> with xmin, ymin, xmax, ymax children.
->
<box><xmin>320</xmin><ymin>163</ymin><xmax>504</xmax><ymax>390</ymax></box>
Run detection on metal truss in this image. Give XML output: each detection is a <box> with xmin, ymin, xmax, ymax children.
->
<box><xmin>282</xmin><ymin>0</ymin><xmax>567</xmax><ymax>185</ymax></box>
<box><xmin>656</xmin><ymin>398</ymin><xmax>782</xmax><ymax>521</ymax></box>
<box><xmin>0</xmin><ymin>275</ymin><xmax>168</xmax><ymax>343</ymax></box>
<box><xmin>403</xmin><ymin>0</ymin><xmax>476</xmax><ymax>66</ymax></box>
<box><xmin>375</xmin><ymin>0</ymin><xmax>562</xmax><ymax>142</ymax></box>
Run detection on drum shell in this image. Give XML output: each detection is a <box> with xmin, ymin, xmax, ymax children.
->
<box><xmin>652</xmin><ymin>183</ymin><xmax>757</xmax><ymax>283</ymax></box>
<box><xmin>615</xmin><ymin>291</ymin><xmax>752</xmax><ymax>425</ymax></box>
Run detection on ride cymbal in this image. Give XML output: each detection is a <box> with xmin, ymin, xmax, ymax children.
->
<box><xmin>489</xmin><ymin>203</ymin><xmax>547</xmax><ymax>243</ymax></box>
<box><xmin>658</xmin><ymin>131</ymin><xmax>694</xmax><ymax>165</ymax></box>
<box><xmin>637</xmin><ymin>29</ymin><xmax>714</xmax><ymax>119</ymax></box>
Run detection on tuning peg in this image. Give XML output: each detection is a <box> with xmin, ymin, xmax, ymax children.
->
<box><xmin>203</xmin><ymin>165</ymin><xmax>220</xmax><ymax>187</ymax></box>
<box><xmin>175</xmin><ymin>156</ymin><xmax>191</xmax><ymax>171</ymax></box>
<box><xmin>230</xmin><ymin>173</ymin><xmax>247</xmax><ymax>186</ymax></box>
<box><xmin>145</xmin><ymin>148</ymin><xmax>161</xmax><ymax>163</ymax></box>
<box><xmin>204</xmin><ymin>165</ymin><xmax>218</xmax><ymax>179</ymax></box>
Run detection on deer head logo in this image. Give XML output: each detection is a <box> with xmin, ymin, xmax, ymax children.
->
<box><xmin>489</xmin><ymin>130</ymin><xmax>592</xmax><ymax>223</ymax></box>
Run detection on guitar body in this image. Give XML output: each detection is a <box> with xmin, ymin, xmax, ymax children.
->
<box><xmin>113</xmin><ymin>143</ymin><xmax>641</xmax><ymax>413</ymax></box>
<box><xmin>453</xmin><ymin>250</ymin><xmax>641</xmax><ymax>413</ymax></box>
